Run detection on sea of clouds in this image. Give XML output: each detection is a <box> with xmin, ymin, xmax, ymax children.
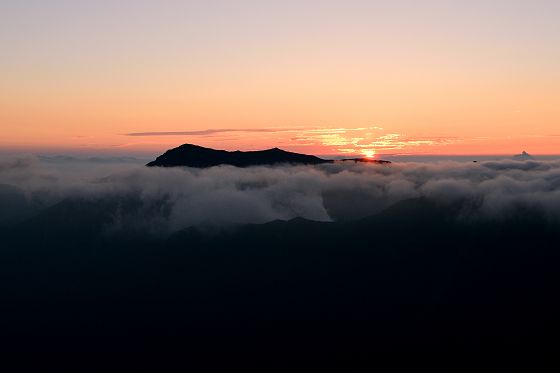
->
<box><xmin>1</xmin><ymin>155</ymin><xmax>560</xmax><ymax>233</ymax></box>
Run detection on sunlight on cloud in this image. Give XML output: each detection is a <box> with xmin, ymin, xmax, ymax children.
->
<box><xmin>291</xmin><ymin>127</ymin><xmax>455</xmax><ymax>157</ymax></box>
<box><xmin>122</xmin><ymin>126</ymin><xmax>457</xmax><ymax>156</ymax></box>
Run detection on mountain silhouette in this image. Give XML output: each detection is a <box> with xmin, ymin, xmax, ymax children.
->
<box><xmin>146</xmin><ymin>143</ymin><xmax>391</xmax><ymax>168</ymax></box>
<box><xmin>513</xmin><ymin>150</ymin><xmax>534</xmax><ymax>160</ymax></box>
<box><xmin>1</xmin><ymin>194</ymin><xmax>559</xmax><ymax>361</ymax></box>
<box><xmin>147</xmin><ymin>144</ymin><xmax>328</xmax><ymax>168</ymax></box>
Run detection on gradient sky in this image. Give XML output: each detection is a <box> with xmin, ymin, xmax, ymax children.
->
<box><xmin>2</xmin><ymin>0</ymin><xmax>559</xmax><ymax>156</ymax></box>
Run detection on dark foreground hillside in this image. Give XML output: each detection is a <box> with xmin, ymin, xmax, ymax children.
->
<box><xmin>1</xmin><ymin>197</ymin><xmax>559</xmax><ymax>364</ymax></box>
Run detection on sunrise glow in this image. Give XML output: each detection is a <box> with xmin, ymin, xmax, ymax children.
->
<box><xmin>1</xmin><ymin>1</ymin><xmax>559</xmax><ymax>156</ymax></box>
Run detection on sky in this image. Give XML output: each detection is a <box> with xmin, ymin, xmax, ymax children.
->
<box><xmin>1</xmin><ymin>0</ymin><xmax>559</xmax><ymax>157</ymax></box>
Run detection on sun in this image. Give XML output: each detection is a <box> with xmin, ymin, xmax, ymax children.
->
<box><xmin>363</xmin><ymin>149</ymin><xmax>376</xmax><ymax>159</ymax></box>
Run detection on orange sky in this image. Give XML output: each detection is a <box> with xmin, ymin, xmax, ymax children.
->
<box><xmin>2</xmin><ymin>1</ymin><xmax>559</xmax><ymax>156</ymax></box>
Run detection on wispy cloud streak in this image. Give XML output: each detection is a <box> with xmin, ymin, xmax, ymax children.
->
<box><xmin>126</xmin><ymin>128</ymin><xmax>300</xmax><ymax>136</ymax></box>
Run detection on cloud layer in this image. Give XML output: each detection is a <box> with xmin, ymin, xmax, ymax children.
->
<box><xmin>125</xmin><ymin>128</ymin><xmax>299</xmax><ymax>137</ymax></box>
<box><xmin>1</xmin><ymin>155</ymin><xmax>560</xmax><ymax>233</ymax></box>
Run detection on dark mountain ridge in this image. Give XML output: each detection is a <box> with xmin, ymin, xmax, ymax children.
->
<box><xmin>146</xmin><ymin>143</ymin><xmax>391</xmax><ymax>167</ymax></box>
<box><xmin>1</xmin><ymin>195</ymin><xmax>559</xmax><ymax>360</ymax></box>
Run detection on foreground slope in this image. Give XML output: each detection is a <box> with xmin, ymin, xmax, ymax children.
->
<box><xmin>1</xmin><ymin>196</ymin><xmax>559</xmax><ymax>360</ymax></box>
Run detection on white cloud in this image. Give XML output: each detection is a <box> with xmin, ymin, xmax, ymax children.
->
<box><xmin>2</xmin><ymin>155</ymin><xmax>560</xmax><ymax>233</ymax></box>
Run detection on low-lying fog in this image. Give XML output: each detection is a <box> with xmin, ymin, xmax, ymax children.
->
<box><xmin>1</xmin><ymin>154</ymin><xmax>560</xmax><ymax>233</ymax></box>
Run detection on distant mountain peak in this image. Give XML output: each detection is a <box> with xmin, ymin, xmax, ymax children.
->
<box><xmin>146</xmin><ymin>143</ymin><xmax>392</xmax><ymax>168</ymax></box>
<box><xmin>146</xmin><ymin>143</ymin><xmax>328</xmax><ymax>168</ymax></box>
<box><xmin>513</xmin><ymin>150</ymin><xmax>534</xmax><ymax>160</ymax></box>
